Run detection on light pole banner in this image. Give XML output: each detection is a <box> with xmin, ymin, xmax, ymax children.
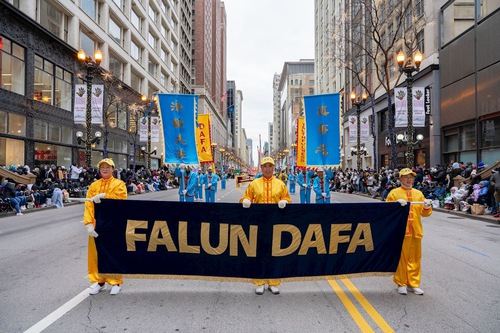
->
<box><xmin>360</xmin><ymin>114</ymin><xmax>370</xmax><ymax>140</ymax></box>
<box><xmin>74</xmin><ymin>84</ymin><xmax>87</xmax><ymax>124</ymax></box>
<box><xmin>139</xmin><ymin>116</ymin><xmax>148</xmax><ymax>142</ymax></box>
<box><xmin>348</xmin><ymin>116</ymin><xmax>357</xmax><ymax>143</ymax></box>
<box><xmin>395</xmin><ymin>87</ymin><xmax>425</xmax><ymax>128</ymax></box>
<box><xmin>151</xmin><ymin>116</ymin><xmax>160</xmax><ymax>142</ymax></box>
<box><xmin>196</xmin><ymin>114</ymin><xmax>213</xmax><ymax>164</ymax></box>
<box><xmin>157</xmin><ymin>93</ymin><xmax>200</xmax><ymax>165</ymax></box>
<box><xmin>412</xmin><ymin>87</ymin><xmax>425</xmax><ymax>127</ymax></box>
<box><xmin>91</xmin><ymin>84</ymin><xmax>104</xmax><ymax>124</ymax></box>
<box><xmin>394</xmin><ymin>87</ymin><xmax>407</xmax><ymax>127</ymax></box>
<box><xmin>304</xmin><ymin>93</ymin><xmax>340</xmax><ymax>166</ymax></box>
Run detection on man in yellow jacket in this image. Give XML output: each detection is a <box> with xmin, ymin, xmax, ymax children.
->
<box><xmin>386</xmin><ymin>168</ymin><xmax>433</xmax><ymax>296</ymax></box>
<box><xmin>83</xmin><ymin>158</ymin><xmax>127</xmax><ymax>295</ymax></box>
<box><xmin>240</xmin><ymin>156</ymin><xmax>292</xmax><ymax>295</ymax></box>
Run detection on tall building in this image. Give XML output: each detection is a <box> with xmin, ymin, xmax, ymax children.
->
<box><xmin>192</xmin><ymin>0</ymin><xmax>227</xmax><ymax>161</ymax></box>
<box><xmin>274</xmin><ymin>60</ymin><xmax>314</xmax><ymax>160</ymax></box>
<box><xmin>0</xmin><ymin>0</ymin><xmax>192</xmax><ymax>169</ymax></box>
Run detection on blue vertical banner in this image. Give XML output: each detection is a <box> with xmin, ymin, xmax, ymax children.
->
<box><xmin>304</xmin><ymin>93</ymin><xmax>340</xmax><ymax>166</ymax></box>
<box><xmin>157</xmin><ymin>93</ymin><xmax>200</xmax><ymax>165</ymax></box>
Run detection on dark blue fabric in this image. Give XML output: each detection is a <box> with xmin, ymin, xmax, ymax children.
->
<box><xmin>95</xmin><ymin>200</ymin><xmax>409</xmax><ymax>279</ymax></box>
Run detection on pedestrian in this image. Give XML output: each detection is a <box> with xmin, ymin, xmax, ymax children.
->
<box><xmin>174</xmin><ymin>164</ymin><xmax>197</xmax><ymax>202</ymax></box>
<box><xmin>204</xmin><ymin>166</ymin><xmax>219</xmax><ymax>202</ymax></box>
<box><xmin>297</xmin><ymin>168</ymin><xmax>313</xmax><ymax>204</ymax></box>
<box><xmin>288</xmin><ymin>170</ymin><xmax>296</xmax><ymax>194</ymax></box>
<box><xmin>240</xmin><ymin>156</ymin><xmax>292</xmax><ymax>295</ymax></box>
<box><xmin>221</xmin><ymin>172</ymin><xmax>227</xmax><ymax>190</ymax></box>
<box><xmin>195</xmin><ymin>168</ymin><xmax>204</xmax><ymax>201</ymax></box>
<box><xmin>84</xmin><ymin>158</ymin><xmax>127</xmax><ymax>295</ymax></box>
<box><xmin>386</xmin><ymin>168</ymin><xmax>433</xmax><ymax>296</ymax></box>
<box><xmin>313</xmin><ymin>167</ymin><xmax>333</xmax><ymax>203</ymax></box>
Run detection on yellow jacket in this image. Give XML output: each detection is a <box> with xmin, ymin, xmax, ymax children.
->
<box><xmin>83</xmin><ymin>177</ymin><xmax>127</xmax><ymax>226</ymax></box>
<box><xmin>386</xmin><ymin>186</ymin><xmax>432</xmax><ymax>238</ymax></box>
<box><xmin>240</xmin><ymin>176</ymin><xmax>292</xmax><ymax>204</ymax></box>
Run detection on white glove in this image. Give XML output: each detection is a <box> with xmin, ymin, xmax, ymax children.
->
<box><xmin>321</xmin><ymin>193</ymin><xmax>327</xmax><ymax>198</ymax></box>
<box><xmin>182</xmin><ymin>190</ymin><xmax>187</xmax><ymax>195</ymax></box>
<box><xmin>86</xmin><ymin>224</ymin><xmax>98</xmax><ymax>238</ymax></box>
<box><xmin>423</xmin><ymin>199</ymin><xmax>433</xmax><ymax>209</ymax></box>
<box><xmin>91</xmin><ymin>193</ymin><xmax>106</xmax><ymax>204</ymax></box>
<box><xmin>207</xmin><ymin>183</ymin><xmax>211</xmax><ymax>188</ymax></box>
<box><xmin>396</xmin><ymin>199</ymin><xmax>407</xmax><ymax>206</ymax></box>
<box><xmin>302</xmin><ymin>184</ymin><xmax>307</xmax><ymax>188</ymax></box>
<box><xmin>242</xmin><ymin>199</ymin><xmax>251</xmax><ymax>208</ymax></box>
<box><xmin>278</xmin><ymin>200</ymin><xmax>287</xmax><ymax>209</ymax></box>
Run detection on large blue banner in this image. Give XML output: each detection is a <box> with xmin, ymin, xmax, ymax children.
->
<box><xmin>94</xmin><ymin>200</ymin><xmax>409</xmax><ymax>281</ymax></box>
<box><xmin>304</xmin><ymin>93</ymin><xmax>340</xmax><ymax>166</ymax></box>
<box><xmin>157</xmin><ymin>93</ymin><xmax>199</xmax><ymax>165</ymax></box>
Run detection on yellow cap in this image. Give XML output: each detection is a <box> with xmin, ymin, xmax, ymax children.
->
<box><xmin>97</xmin><ymin>158</ymin><xmax>115</xmax><ymax>168</ymax></box>
<box><xmin>399</xmin><ymin>168</ymin><xmax>416</xmax><ymax>177</ymax></box>
<box><xmin>260</xmin><ymin>157</ymin><xmax>275</xmax><ymax>166</ymax></box>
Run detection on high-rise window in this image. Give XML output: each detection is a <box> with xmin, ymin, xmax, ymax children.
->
<box><xmin>81</xmin><ymin>0</ymin><xmax>96</xmax><ymax>20</ymax></box>
<box><xmin>131</xmin><ymin>41</ymin><xmax>140</xmax><ymax>61</ymax></box>
<box><xmin>0</xmin><ymin>35</ymin><xmax>25</xmax><ymax>95</ymax></box>
<box><xmin>39</xmin><ymin>0</ymin><xmax>68</xmax><ymax>42</ymax></box>
<box><xmin>109</xmin><ymin>17</ymin><xmax>122</xmax><ymax>45</ymax></box>
<box><xmin>131</xmin><ymin>10</ymin><xmax>141</xmax><ymax>32</ymax></box>
<box><xmin>109</xmin><ymin>53</ymin><xmax>123</xmax><ymax>81</ymax></box>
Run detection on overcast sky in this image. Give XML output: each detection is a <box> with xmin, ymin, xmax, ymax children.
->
<box><xmin>223</xmin><ymin>0</ymin><xmax>315</xmax><ymax>162</ymax></box>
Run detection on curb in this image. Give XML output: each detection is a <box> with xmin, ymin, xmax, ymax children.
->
<box><xmin>0</xmin><ymin>201</ymin><xmax>81</xmax><ymax>218</ymax></box>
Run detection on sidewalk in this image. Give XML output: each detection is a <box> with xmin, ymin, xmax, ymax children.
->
<box><xmin>0</xmin><ymin>200</ymin><xmax>81</xmax><ymax>218</ymax></box>
<box><xmin>355</xmin><ymin>192</ymin><xmax>500</xmax><ymax>225</ymax></box>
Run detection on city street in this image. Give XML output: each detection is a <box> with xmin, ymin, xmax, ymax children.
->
<box><xmin>1</xmin><ymin>179</ymin><xmax>499</xmax><ymax>333</ymax></box>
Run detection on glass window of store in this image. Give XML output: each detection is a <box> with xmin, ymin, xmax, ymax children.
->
<box><xmin>54</xmin><ymin>67</ymin><xmax>72</xmax><ymax>111</ymax></box>
<box><xmin>34</xmin><ymin>55</ymin><xmax>72</xmax><ymax>111</ymax></box>
<box><xmin>0</xmin><ymin>112</ymin><xmax>26</xmax><ymax>166</ymax></box>
<box><xmin>117</xmin><ymin>106</ymin><xmax>127</xmax><ymax>130</ymax></box>
<box><xmin>0</xmin><ymin>35</ymin><xmax>25</xmax><ymax>95</ymax></box>
<box><xmin>34</xmin><ymin>143</ymin><xmax>72</xmax><ymax>168</ymax></box>
<box><xmin>480</xmin><ymin>117</ymin><xmax>500</xmax><ymax>166</ymax></box>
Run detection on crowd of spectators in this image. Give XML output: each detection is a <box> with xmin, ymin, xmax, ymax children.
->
<box><xmin>0</xmin><ymin>163</ymin><xmax>235</xmax><ymax>215</ymax></box>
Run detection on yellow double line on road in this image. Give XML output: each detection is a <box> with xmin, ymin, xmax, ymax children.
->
<box><xmin>328</xmin><ymin>278</ymin><xmax>394</xmax><ymax>332</ymax></box>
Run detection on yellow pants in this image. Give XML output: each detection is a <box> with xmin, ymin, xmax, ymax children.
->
<box><xmin>393</xmin><ymin>236</ymin><xmax>421</xmax><ymax>288</ymax></box>
<box><xmin>253</xmin><ymin>279</ymin><xmax>281</xmax><ymax>287</ymax></box>
<box><xmin>88</xmin><ymin>237</ymin><xmax>123</xmax><ymax>285</ymax></box>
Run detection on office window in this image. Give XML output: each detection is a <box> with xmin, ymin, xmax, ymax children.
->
<box><xmin>148</xmin><ymin>32</ymin><xmax>156</xmax><ymax>49</ymax></box>
<box><xmin>131</xmin><ymin>41</ymin><xmax>140</xmax><ymax>61</ymax></box>
<box><xmin>39</xmin><ymin>0</ymin><xmax>68</xmax><ymax>41</ymax></box>
<box><xmin>130</xmin><ymin>71</ymin><xmax>141</xmax><ymax>92</ymax></box>
<box><xmin>109</xmin><ymin>17</ymin><xmax>122</xmax><ymax>45</ymax></box>
<box><xmin>148</xmin><ymin>5</ymin><xmax>156</xmax><ymax>23</ymax></box>
<box><xmin>54</xmin><ymin>67</ymin><xmax>72</xmax><ymax>111</ymax></box>
<box><xmin>131</xmin><ymin>10</ymin><xmax>141</xmax><ymax>32</ymax></box>
<box><xmin>109</xmin><ymin>53</ymin><xmax>123</xmax><ymax>81</ymax></box>
<box><xmin>0</xmin><ymin>35</ymin><xmax>25</xmax><ymax>95</ymax></box>
<box><xmin>148</xmin><ymin>59</ymin><xmax>157</xmax><ymax>76</ymax></box>
<box><xmin>34</xmin><ymin>55</ymin><xmax>53</xmax><ymax>105</ymax></box>
<box><xmin>117</xmin><ymin>106</ymin><xmax>127</xmax><ymax>130</ymax></box>
<box><xmin>80</xmin><ymin>31</ymin><xmax>95</xmax><ymax>58</ymax></box>
<box><xmin>81</xmin><ymin>0</ymin><xmax>96</xmax><ymax>20</ymax></box>
<box><xmin>416</xmin><ymin>30</ymin><xmax>424</xmax><ymax>55</ymax></box>
<box><xmin>415</xmin><ymin>0</ymin><xmax>424</xmax><ymax>17</ymax></box>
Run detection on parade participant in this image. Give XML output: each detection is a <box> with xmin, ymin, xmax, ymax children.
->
<box><xmin>221</xmin><ymin>172</ymin><xmax>227</xmax><ymax>190</ymax></box>
<box><xmin>240</xmin><ymin>156</ymin><xmax>292</xmax><ymax>295</ymax></box>
<box><xmin>279</xmin><ymin>169</ymin><xmax>288</xmax><ymax>186</ymax></box>
<box><xmin>174</xmin><ymin>164</ymin><xmax>197</xmax><ymax>202</ymax></box>
<box><xmin>386</xmin><ymin>168</ymin><xmax>433</xmax><ymax>296</ymax></box>
<box><xmin>204</xmin><ymin>166</ymin><xmax>219</xmax><ymax>202</ymax></box>
<box><xmin>83</xmin><ymin>158</ymin><xmax>127</xmax><ymax>295</ymax></box>
<box><xmin>195</xmin><ymin>168</ymin><xmax>204</xmax><ymax>201</ymax></box>
<box><xmin>288</xmin><ymin>170</ymin><xmax>297</xmax><ymax>194</ymax></box>
<box><xmin>297</xmin><ymin>168</ymin><xmax>313</xmax><ymax>204</ymax></box>
<box><xmin>313</xmin><ymin>167</ymin><xmax>333</xmax><ymax>203</ymax></box>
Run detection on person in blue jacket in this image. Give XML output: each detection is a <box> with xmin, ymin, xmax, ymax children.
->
<box><xmin>288</xmin><ymin>171</ymin><xmax>297</xmax><ymax>194</ymax></box>
<box><xmin>221</xmin><ymin>172</ymin><xmax>227</xmax><ymax>190</ymax></box>
<box><xmin>313</xmin><ymin>167</ymin><xmax>333</xmax><ymax>203</ymax></box>
<box><xmin>195</xmin><ymin>168</ymin><xmax>204</xmax><ymax>201</ymax></box>
<box><xmin>204</xmin><ymin>166</ymin><xmax>219</xmax><ymax>202</ymax></box>
<box><xmin>174</xmin><ymin>164</ymin><xmax>197</xmax><ymax>202</ymax></box>
<box><xmin>297</xmin><ymin>168</ymin><xmax>314</xmax><ymax>204</ymax></box>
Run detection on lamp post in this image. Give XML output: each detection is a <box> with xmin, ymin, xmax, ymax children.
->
<box><xmin>77</xmin><ymin>49</ymin><xmax>102</xmax><ymax>167</ymax></box>
<box><xmin>211</xmin><ymin>142</ymin><xmax>218</xmax><ymax>169</ymax></box>
<box><xmin>397</xmin><ymin>50</ymin><xmax>423</xmax><ymax>168</ymax></box>
<box><xmin>141</xmin><ymin>146</ymin><xmax>157</xmax><ymax>169</ymax></box>
<box><xmin>350</xmin><ymin>92</ymin><xmax>367</xmax><ymax>171</ymax></box>
<box><xmin>141</xmin><ymin>94</ymin><xmax>158</xmax><ymax>169</ymax></box>
<box><xmin>219</xmin><ymin>147</ymin><xmax>226</xmax><ymax>171</ymax></box>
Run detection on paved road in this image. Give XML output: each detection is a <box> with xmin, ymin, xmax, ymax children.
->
<box><xmin>1</xmin><ymin>179</ymin><xmax>499</xmax><ymax>332</ymax></box>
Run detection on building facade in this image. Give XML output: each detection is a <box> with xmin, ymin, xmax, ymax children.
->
<box><xmin>0</xmin><ymin>0</ymin><xmax>192</xmax><ymax>170</ymax></box>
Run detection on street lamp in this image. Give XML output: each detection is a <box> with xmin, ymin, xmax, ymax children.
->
<box><xmin>219</xmin><ymin>147</ymin><xmax>226</xmax><ymax>171</ymax></box>
<box><xmin>141</xmin><ymin>146</ymin><xmax>158</xmax><ymax>169</ymax></box>
<box><xmin>350</xmin><ymin>92</ymin><xmax>368</xmax><ymax>171</ymax></box>
<box><xmin>397</xmin><ymin>50</ymin><xmax>423</xmax><ymax>168</ymax></box>
<box><xmin>211</xmin><ymin>142</ymin><xmax>218</xmax><ymax>168</ymax></box>
<box><xmin>141</xmin><ymin>94</ymin><xmax>158</xmax><ymax>169</ymax></box>
<box><xmin>77</xmin><ymin>49</ymin><xmax>102</xmax><ymax>167</ymax></box>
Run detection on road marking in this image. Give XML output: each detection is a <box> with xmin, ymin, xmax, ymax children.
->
<box><xmin>328</xmin><ymin>279</ymin><xmax>375</xmax><ymax>332</ymax></box>
<box><xmin>341</xmin><ymin>278</ymin><xmax>394</xmax><ymax>332</ymax></box>
<box><xmin>457</xmin><ymin>245</ymin><xmax>489</xmax><ymax>257</ymax></box>
<box><xmin>23</xmin><ymin>288</ymin><xmax>90</xmax><ymax>333</ymax></box>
